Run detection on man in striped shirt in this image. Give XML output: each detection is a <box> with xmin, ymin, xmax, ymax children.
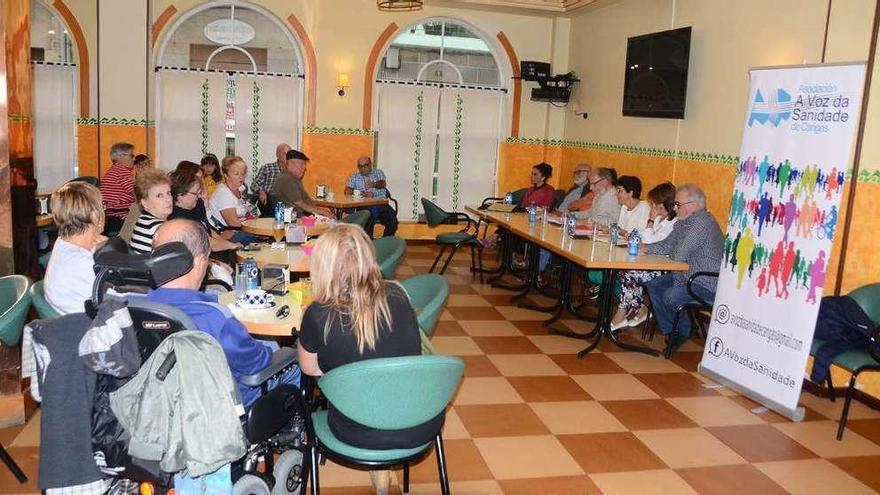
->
<box><xmin>644</xmin><ymin>184</ymin><xmax>723</xmax><ymax>354</ymax></box>
<box><xmin>100</xmin><ymin>142</ymin><xmax>137</xmax><ymax>235</ymax></box>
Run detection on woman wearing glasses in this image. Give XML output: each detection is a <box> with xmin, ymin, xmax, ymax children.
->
<box><xmin>169</xmin><ymin>167</ymin><xmax>241</xmax><ymax>263</ymax></box>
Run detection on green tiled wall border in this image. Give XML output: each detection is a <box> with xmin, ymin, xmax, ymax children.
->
<box><xmin>305</xmin><ymin>126</ymin><xmax>374</xmax><ymax>136</ymax></box>
<box><xmin>76</xmin><ymin>117</ymin><xmax>154</xmax><ymax>126</ymax></box>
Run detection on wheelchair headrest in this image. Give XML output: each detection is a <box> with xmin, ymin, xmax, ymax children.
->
<box><xmin>94</xmin><ymin>238</ymin><xmax>194</xmax><ymax>287</ymax></box>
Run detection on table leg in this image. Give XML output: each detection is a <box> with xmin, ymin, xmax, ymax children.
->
<box><xmin>548</xmin><ymin>261</ymin><xmax>601</xmax><ymax>340</ymax></box>
<box><xmin>489</xmin><ymin>231</ymin><xmax>528</xmax><ymax>291</ymax></box>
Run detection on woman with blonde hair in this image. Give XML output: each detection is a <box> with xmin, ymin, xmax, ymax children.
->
<box><xmin>298</xmin><ymin>224</ymin><xmax>440</xmax><ymax>495</ymax></box>
<box><xmin>44</xmin><ymin>181</ymin><xmax>107</xmax><ymax>314</ymax></box>
<box><xmin>209</xmin><ymin>155</ymin><xmax>258</xmax><ymax>245</ymax></box>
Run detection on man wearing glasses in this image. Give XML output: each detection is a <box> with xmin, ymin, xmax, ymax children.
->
<box><xmin>573</xmin><ymin>167</ymin><xmax>621</xmax><ymax>226</ymax></box>
<box><xmin>643</xmin><ymin>184</ymin><xmax>723</xmax><ymax>355</ymax></box>
<box><xmin>100</xmin><ymin>142</ymin><xmax>137</xmax><ymax>235</ymax></box>
<box><xmin>555</xmin><ymin>164</ymin><xmax>593</xmax><ymax>214</ymax></box>
<box><xmin>344</xmin><ymin>156</ymin><xmax>398</xmax><ymax>238</ymax></box>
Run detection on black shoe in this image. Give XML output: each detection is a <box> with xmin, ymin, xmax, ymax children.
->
<box><xmin>663</xmin><ymin>333</ymin><xmax>688</xmax><ymax>358</ymax></box>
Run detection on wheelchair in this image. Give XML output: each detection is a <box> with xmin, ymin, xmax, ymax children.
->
<box><xmin>87</xmin><ymin>238</ymin><xmax>307</xmax><ymax>495</ymax></box>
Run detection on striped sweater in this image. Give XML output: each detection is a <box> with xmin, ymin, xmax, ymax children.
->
<box><xmin>100</xmin><ymin>164</ymin><xmax>135</xmax><ymax>219</ymax></box>
<box><xmin>129</xmin><ymin>211</ymin><xmax>164</xmax><ymax>254</ymax></box>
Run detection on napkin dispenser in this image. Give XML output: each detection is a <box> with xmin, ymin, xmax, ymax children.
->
<box><xmin>261</xmin><ymin>264</ymin><xmax>289</xmax><ymax>295</ymax></box>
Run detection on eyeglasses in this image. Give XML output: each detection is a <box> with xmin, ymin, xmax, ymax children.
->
<box><xmin>357</xmin><ymin>163</ymin><xmax>371</xmax><ymax>168</ymax></box>
<box><xmin>673</xmin><ymin>200</ymin><xmax>695</xmax><ymax>208</ymax></box>
<box><xmin>591</xmin><ymin>177</ymin><xmax>606</xmax><ymax>186</ymax></box>
<box><xmin>182</xmin><ymin>189</ymin><xmax>202</xmax><ymax>198</ymax></box>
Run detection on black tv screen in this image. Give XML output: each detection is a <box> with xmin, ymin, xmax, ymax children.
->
<box><xmin>622</xmin><ymin>26</ymin><xmax>692</xmax><ymax>119</ymax></box>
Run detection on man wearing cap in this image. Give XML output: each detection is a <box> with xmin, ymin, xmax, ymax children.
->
<box><xmin>271</xmin><ymin>149</ymin><xmax>333</xmax><ymax>218</ymax></box>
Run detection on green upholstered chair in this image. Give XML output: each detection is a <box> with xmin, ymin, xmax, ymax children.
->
<box><xmin>817</xmin><ymin>283</ymin><xmax>880</xmax><ymax>440</ymax></box>
<box><xmin>0</xmin><ymin>275</ymin><xmax>33</xmax><ymax>346</ymax></box>
<box><xmin>30</xmin><ymin>280</ymin><xmax>60</xmax><ymax>320</ymax></box>
<box><xmin>304</xmin><ymin>355</ymin><xmax>464</xmax><ymax>495</ymax></box>
<box><xmin>401</xmin><ymin>274</ymin><xmax>449</xmax><ymax>338</ymax></box>
<box><xmin>343</xmin><ymin>210</ymin><xmax>372</xmax><ymax>231</ymax></box>
<box><xmin>421</xmin><ymin>198</ymin><xmax>484</xmax><ymax>282</ymax></box>
<box><xmin>373</xmin><ymin>236</ymin><xmax>406</xmax><ymax>279</ymax></box>
<box><xmin>67</xmin><ymin>176</ymin><xmax>100</xmax><ymax>187</ymax></box>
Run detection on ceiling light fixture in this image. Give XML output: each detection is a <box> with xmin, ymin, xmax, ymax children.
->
<box><xmin>377</xmin><ymin>0</ymin><xmax>423</xmax><ymax>12</ymax></box>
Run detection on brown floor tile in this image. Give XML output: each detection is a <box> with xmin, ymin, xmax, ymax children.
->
<box><xmin>509</xmin><ymin>320</ymin><xmax>552</xmax><ymax>336</ymax></box>
<box><xmin>828</xmin><ymin>455</ymin><xmax>880</xmax><ymax>492</ymax></box>
<box><xmin>320</xmin><ymin>487</ymin><xmax>403</xmax><ymax>495</ymax></box>
<box><xmin>433</xmin><ymin>321</ymin><xmax>468</xmax><ymax>336</ymax></box>
<box><xmin>472</xmin><ymin>336</ymin><xmax>542</xmax><ymax>354</ymax></box>
<box><xmin>488</xmin><ymin>354</ymin><xmax>566</xmax><ymax>377</ymax></box>
<box><xmin>506</xmin><ymin>376</ymin><xmax>592</xmax><ymax>402</ymax></box>
<box><xmin>601</xmin><ymin>399</ymin><xmax>698</xmax><ymax>430</ymax></box>
<box><xmin>557</xmin><ymin>432</ymin><xmax>668</xmax><ymax>473</ymax></box>
<box><xmin>459</xmin><ymin>355</ymin><xmax>502</xmax><ymax>377</ymax></box>
<box><xmin>0</xmin><ymin>446</ymin><xmax>39</xmax><ymax>494</ymax></box>
<box><xmin>727</xmin><ymin>394</ymin><xmax>826</xmax><ymax>422</ymax></box>
<box><xmin>482</xmin><ymin>294</ymin><xmax>518</xmax><ymax>306</ymax></box>
<box><xmin>669</xmin><ymin>351</ymin><xmax>704</xmax><ymax>372</ymax></box>
<box><xmin>447</xmin><ymin>307</ymin><xmax>505</xmax><ymax>320</ymax></box>
<box><xmin>707</xmin><ymin>424</ymin><xmax>818</xmax><ymax>462</ymax></box>
<box><xmin>773</xmin><ymin>420</ymin><xmax>880</xmax><ymax>458</ymax></box>
<box><xmin>755</xmin><ymin>458</ymin><xmax>876</xmax><ymax>494</ymax></box>
<box><xmin>676</xmin><ymin>464</ymin><xmax>788</xmax><ymax>495</ymax></box>
<box><xmin>572</xmin><ymin>374</ymin><xmax>660</xmax><ymax>401</ymax></box>
<box><xmin>393</xmin><ymin>439</ymin><xmax>493</xmax><ymax>483</ymax></box>
<box><xmin>635</xmin><ymin>373</ymin><xmax>720</xmax><ymax>398</ymax></box>
<box><xmin>845</xmin><ymin>418</ymin><xmax>880</xmax><ymax>446</ymax></box>
<box><xmin>448</xmin><ymin>284</ymin><xmax>479</xmax><ymax>295</ymax></box>
<box><xmin>549</xmin><ymin>353</ymin><xmax>625</xmax><ymax>375</ymax></box>
<box><xmin>459</xmin><ymin>321</ymin><xmax>523</xmax><ymax>337</ymax></box>
<box><xmin>497</xmin><ymin>475</ymin><xmax>602</xmax><ymax>494</ymax></box>
<box><xmin>407</xmin><ymin>480</ymin><xmax>503</xmax><ymax>494</ymax></box>
<box><xmin>0</xmin><ymin>423</ymin><xmax>25</xmax><ymax>446</ymax></box>
<box><xmin>455</xmin><ymin>403</ymin><xmax>551</xmax><ymax>437</ymax></box>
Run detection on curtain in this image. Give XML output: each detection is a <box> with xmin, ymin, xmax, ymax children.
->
<box><xmin>436</xmin><ymin>88</ymin><xmax>502</xmax><ymax>212</ymax></box>
<box><xmin>234</xmin><ymin>74</ymin><xmax>303</xmax><ymax>183</ymax></box>
<box><xmin>376</xmin><ymin>83</ymin><xmax>440</xmax><ymax>221</ymax></box>
<box><xmin>156</xmin><ymin>69</ymin><xmax>227</xmax><ymax>170</ymax></box>
<box><xmin>32</xmin><ymin>64</ymin><xmax>78</xmax><ymax>191</ymax></box>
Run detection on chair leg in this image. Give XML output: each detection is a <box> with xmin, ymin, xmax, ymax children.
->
<box><xmin>310</xmin><ymin>445</ymin><xmax>321</xmax><ymax>495</ymax></box>
<box><xmin>837</xmin><ymin>373</ymin><xmax>859</xmax><ymax>440</ymax></box>
<box><xmin>434</xmin><ymin>434</ymin><xmax>450</xmax><ymax>495</ymax></box>
<box><xmin>477</xmin><ymin>245</ymin><xmax>485</xmax><ymax>284</ymax></box>
<box><xmin>403</xmin><ymin>463</ymin><xmax>410</xmax><ymax>493</ymax></box>
<box><xmin>0</xmin><ymin>443</ymin><xmax>27</xmax><ymax>484</ymax></box>
<box><xmin>826</xmin><ymin>377</ymin><xmax>836</xmax><ymax>402</ymax></box>
<box><xmin>439</xmin><ymin>245</ymin><xmax>461</xmax><ymax>275</ymax></box>
<box><xmin>429</xmin><ymin>246</ymin><xmax>447</xmax><ymax>273</ymax></box>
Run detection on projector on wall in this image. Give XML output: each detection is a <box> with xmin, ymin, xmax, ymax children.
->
<box><xmin>531</xmin><ymin>86</ymin><xmax>573</xmax><ymax>103</ymax></box>
<box><xmin>519</xmin><ymin>64</ymin><xmax>580</xmax><ymax>104</ymax></box>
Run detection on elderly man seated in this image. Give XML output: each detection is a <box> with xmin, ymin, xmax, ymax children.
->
<box><xmin>344</xmin><ymin>156</ymin><xmax>399</xmax><ymax>238</ymax></box>
<box><xmin>643</xmin><ymin>184</ymin><xmax>723</xmax><ymax>353</ymax></box>
<box><xmin>146</xmin><ymin>219</ymin><xmax>300</xmax><ymax>406</ymax></box>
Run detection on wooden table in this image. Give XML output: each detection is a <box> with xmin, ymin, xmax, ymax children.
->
<box><xmin>36</xmin><ymin>214</ymin><xmax>54</xmax><ymax>228</ymax></box>
<box><xmin>241</xmin><ymin>218</ymin><xmax>329</xmax><ymax>238</ymax></box>
<box><xmin>236</xmin><ymin>243</ymin><xmax>311</xmax><ymax>272</ymax></box>
<box><xmin>219</xmin><ymin>291</ymin><xmax>303</xmax><ymax>337</ymax></box>
<box><xmin>467</xmin><ymin>206</ymin><xmax>689</xmax><ymax>356</ymax></box>
<box><xmin>314</xmin><ymin>195</ymin><xmax>389</xmax><ymax>219</ymax></box>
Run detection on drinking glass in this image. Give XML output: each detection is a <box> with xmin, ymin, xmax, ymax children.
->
<box><xmin>273</xmin><ymin>221</ymin><xmax>286</xmax><ymax>243</ymax></box>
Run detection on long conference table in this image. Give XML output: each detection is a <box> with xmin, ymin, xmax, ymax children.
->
<box><xmin>466</xmin><ymin>206</ymin><xmax>689</xmax><ymax>357</ymax></box>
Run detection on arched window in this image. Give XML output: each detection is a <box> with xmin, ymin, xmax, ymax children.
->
<box><xmin>30</xmin><ymin>0</ymin><xmax>79</xmax><ymax>191</ymax></box>
<box><xmin>155</xmin><ymin>2</ymin><xmax>305</xmax><ymax>178</ymax></box>
<box><xmin>378</xmin><ymin>19</ymin><xmax>500</xmax><ymax>86</ymax></box>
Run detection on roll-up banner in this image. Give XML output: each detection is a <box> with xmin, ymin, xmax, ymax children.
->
<box><xmin>700</xmin><ymin>63</ymin><xmax>866</xmax><ymax>421</ymax></box>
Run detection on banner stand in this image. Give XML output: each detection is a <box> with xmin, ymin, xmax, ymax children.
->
<box><xmin>698</xmin><ymin>364</ymin><xmax>805</xmax><ymax>422</ymax></box>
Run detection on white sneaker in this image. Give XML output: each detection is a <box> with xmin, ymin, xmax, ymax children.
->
<box><xmin>628</xmin><ymin>310</ymin><xmax>648</xmax><ymax>328</ymax></box>
<box><xmin>609</xmin><ymin>319</ymin><xmax>629</xmax><ymax>332</ymax></box>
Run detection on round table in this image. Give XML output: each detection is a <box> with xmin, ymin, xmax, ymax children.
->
<box><xmin>236</xmin><ymin>243</ymin><xmax>311</xmax><ymax>272</ymax></box>
<box><xmin>218</xmin><ymin>291</ymin><xmax>303</xmax><ymax>337</ymax></box>
<box><xmin>241</xmin><ymin>218</ymin><xmax>329</xmax><ymax>238</ymax></box>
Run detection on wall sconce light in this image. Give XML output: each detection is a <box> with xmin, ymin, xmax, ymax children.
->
<box><xmin>337</xmin><ymin>73</ymin><xmax>350</xmax><ymax>97</ymax></box>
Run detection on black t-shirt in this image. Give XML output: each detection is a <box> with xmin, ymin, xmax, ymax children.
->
<box><xmin>170</xmin><ymin>200</ymin><xmax>210</xmax><ymax>232</ymax></box>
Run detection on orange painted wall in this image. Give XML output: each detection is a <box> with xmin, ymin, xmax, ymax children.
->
<box><xmin>95</xmin><ymin>125</ymin><xmax>153</xmax><ymax>173</ymax></box>
<box><xmin>300</xmin><ymin>132</ymin><xmax>374</xmax><ymax>196</ymax></box>
<box><xmin>838</xmin><ymin>181</ymin><xmax>880</xmax><ymax>294</ymax></box>
<box><xmin>77</xmin><ymin>124</ymin><xmax>99</xmax><ymax>177</ymax></box>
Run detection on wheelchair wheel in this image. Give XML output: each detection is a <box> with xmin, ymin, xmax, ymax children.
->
<box><xmin>271</xmin><ymin>449</ymin><xmax>305</xmax><ymax>495</ymax></box>
<box><xmin>233</xmin><ymin>474</ymin><xmax>271</xmax><ymax>495</ymax></box>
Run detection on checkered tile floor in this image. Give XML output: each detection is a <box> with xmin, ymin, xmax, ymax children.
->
<box><xmin>3</xmin><ymin>243</ymin><xmax>880</xmax><ymax>494</ymax></box>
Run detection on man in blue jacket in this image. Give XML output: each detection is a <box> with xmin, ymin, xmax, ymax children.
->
<box><xmin>148</xmin><ymin>219</ymin><xmax>299</xmax><ymax>406</ymax></box>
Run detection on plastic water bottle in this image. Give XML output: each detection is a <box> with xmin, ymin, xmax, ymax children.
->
<box><xmin>527</xmin><ymin>203</ymin><xmax>537</xmax><ymax>223</ymax></box>
<box><xmin>245</xmin><ymin>256</ymin><xmax>260</xmax><ymax>290</ymax></box>
<box><xmin>274</xmin><ymin>202</ymin><xmax>284</xmax><ymax>223</ymax></box>
<box><xmin>566</xmin><ymin>213</ymin><xmax>577</xmax><ymax>238</ymax></box>
<box><xmin>610</xmin><ymin>223</ymin><xmax>620</xmax><ymax>245</ymax></box>
<box><xmin>504</xmin><ymin>192</ymin><xmax>513</xmax><ymax>205</ymax></box>
<box><xmin>628</xmin><ymin>229</ymin><xmax>640</xmax><ymax>256</ymax></box>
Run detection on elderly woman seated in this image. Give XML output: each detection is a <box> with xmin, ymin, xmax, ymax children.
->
<box><xmin>129</xmin><ymin>169</ymin><xmax>174</xmax><ymax>254</ymax></box>
<box><xmin>44</xmin><ymin>181</ymin><xmax>107</xmax><ymax>314</ymax></box>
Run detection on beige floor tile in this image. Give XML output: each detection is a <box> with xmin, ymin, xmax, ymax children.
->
<box><xmin>634</xmin><ymin>428</ymin><xmax>747</xmax><ymax>469</ymax></box>
<box><xmin>529</xmin><ymin>401</ymin><xmax>627</xmax><ymax>435</ymax></box>
<box><xmin>453</xmin><ymin>377</ymin><xmax>524</xmax><ymax>405</ymax></box>
<box><xmin>474</xmin><ymin>435</ymin><xmax>584</xmax><ymax>479</ymax></box>
<box><xmin>772</xmin><ymin>420</ymin><xmax>880</xmax><ymax>458</ymax></box>
<box><xmin>755</xmin><ymin>458</ymin><xmax>875</xmax><ymax>495</ymax></box>
<box><xmin>560</xmin><ymin>319</ymin><xmax>596</xmax><ymax>335</ymax></box>
<box><xmin>439</xmin><ymin>309</ymin><xmax>454</xmax><ymax>321</ymax></box>
<box><xmin>798</xmin><ymin>391</ymin><xmax>880</xmax><ymax>421</ymax></box>
<box><xmin>488</xmin><ymin>354</ymin><xmax>566</xmax><ymax>377</ymax></box>
<box><xmin>495</xmin><ymin>306</ymin><xmax>552</xmax><ymax>321</ymax></box>
<box><xmin>395</xmin><ymin>265</ymin><xmax>417</xmax><ymax>276</ymax></box>
<box><xmin>667</xmin><ymin>396</ymin><xmax>766</xmax><ymax>427</ymax></box>
<box><xmin>472</xmin><ymin>285</ymin><xmax>521</xmax><ymax>295</ymax></box>
<box><xmin>606</xmin><ymin>352</ymin><xmax>685</xmax><ymax>374</ymax></box>
<box><xmin>589</xmin><ymin>469</ymin><xmax>698</xmax><ymax>495</ymax></box>
<box><xmin>317</xmin><ymin>459</ymin><xmax>392</xmax><ymax>487</ymax></box>
<box><xmin>9</xmin><ymin>410</ymin><xmax>40</xmax><ymax>448</ymax></box>
<box><xmin>572</xmin><ymin>374</ymin><xmax>661</xmax><ymax>401</ymax></box>
<box><xmin>408</xmin><ymin>480</ymin><xmax>503</xmax><ymax>494</ymax></box>
<box><xmin>446</xmin><ymin>294</ymin><xmax>492</xmax><ymax>307</ymax></box>
<box><xmin>430</xmin><ymin>336</ymin><xmax>484</xmax><ymax>356</ymax></box>
<box><xmin>443</xmin><ymin>407</ymin><xmax>471</xmax><ymax>440</ymax></box>
<box><xmin>443</xmin><ymin>274</ymin><xmax>469</xmax><ymax>285</ymax></box>
<box><xmin>405</xmin><ymin>257</ymin><xmax>436</xmax><ymax>267</ymax></box>
<box><xmin>689</xmin><ymin>372</ymin><xmax>739</xmax><ymax>396</ymax></box>
<box><xmin>405</xmin><ymin>245</ymin><xmax>433</xmax><ymax>253</ymax></box>
<box><xmin>527</xmin><ymin>334</ymin><xmax>595</xmax><ymax>355</ymax></box>
<box><xmin>458</xmin><ymin>320</ymin><xmax>524</xmax><ymax>337</ymax></box>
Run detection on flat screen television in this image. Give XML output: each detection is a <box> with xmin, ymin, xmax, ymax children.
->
<box><xmin>622</xmin><ymin>26</ymin><xmax>692</xmax><ymax>119</ymax></box>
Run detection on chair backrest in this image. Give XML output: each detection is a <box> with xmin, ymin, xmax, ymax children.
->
<box><xmin>421</xmin><ymin>198</ymin><xmax>450</xmax><ymax>227</ymax></box>
<box><xmin>400</xmin><ymin>274</ymin><xmax>449</xmax><ymax>337</ymax></box>
<box><xmin>344</xmin><ymin>210</ymin><xmax>372</xmax><ymax>230</ymax></box>
<box><xmin>848</xmin><ymin>283</ymin><xmax>880</xmax><ymax>326</ymax></box>
<box><xmin>319</xmin><ymin>355</ymin><xmax>464</xmax><ymax>430</ymax></box>
<box><xmin>68</xmin><ymin>176</ymin><xmax>100</xmax><ymax>188</ymax></box>
<box><xmin>30</xmin><ymin>280</ymin><xmax>60</xmax><ymax>320</ymax></box>
<box><xmin>510</xmin><ymin>188</ymin><xmax>528</xmax><ymax>206</ymax></box>
<box><xmin>0</xmin><ymin>275</ymin><xmax>33</xmax><ymax>346</ymax></box>
<box><xmin>373</xmin><ymin>236</ymin><xmax>406</xmax><ymax>279</ymax></box>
